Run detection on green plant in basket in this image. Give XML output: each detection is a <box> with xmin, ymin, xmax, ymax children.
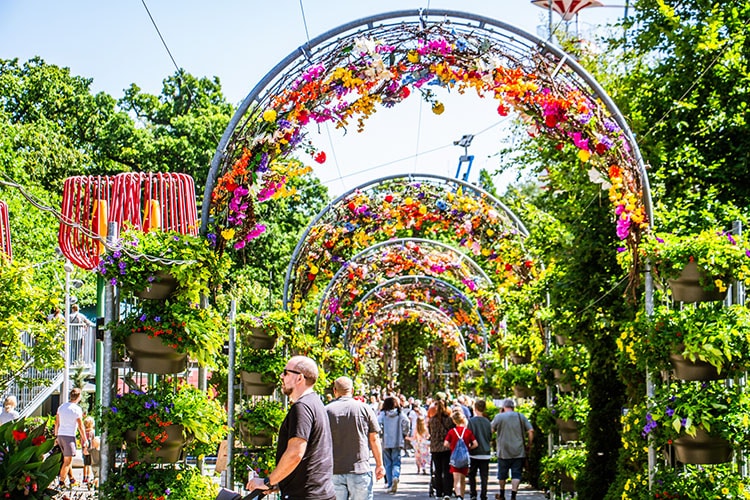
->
<box><xmin>100</xmin><ymin>379</ymin><xmax>226</xmax><ymax>458</ymax></box>
<box><xmin>238</xmin><ymin>347</ymin><xmax>286</xmax><ymax>384</ymax></box>
<box><xmin>236</xmin><ymin>309</ymin><xmax>294</xmax><ymax>342</ymax></box>
<box><xmin>0</xmin><ymin>418</ymin><xmax>61</xmax><ymax>499</ymax></box>
<box><xmin>642</xmin><ymin>303</ymin><xmax>750</xmax><ymax>374</ymax></box>
<box><xmin>100</xmin><ymin>462</ymin><xmax>218</xmax><ymax>500</ymax></box>
<box><xmin>540</xmin><ymin>445</ymin><xmax>587</xmax><ymax>487</ymax></box>
<box><xmin>639</xmin><ymin>380</ymin><xmax>750</xmax><ymax>449</ymax></box>
<box><xmin>237</xmin><ymin>399</ymin><xmax>286</xmax><ymax>436</ymax></box>
<box><xmin>551</xmin><ymin>393</ymin><xmax>590</xmax><ymax>424</ymax></box>
<box><xmin>496</xmin><ymin>331</ymin><xmax>543</xmax><ymax>360</ymax></box>
<box><xmin>645</xmin><ymin>463</ymin><xmax>750</xmax><ymax>500</ymax></box>
<box><xmin>638</xmin><ymin>229</ymin><xmax>750</xmax><ymax>293</ymax></box>
<box><xmin>110</xmin><ymin>300</ymin><xmax>224</xmax><ymax>368</ymax></box>
<box><xmin>97</xmin><ymin>228</ymin><xmax>230</xmax><ymax>303</ymax></box>
<box><xmin>500</xmin><ymin>364</ymin><xmax>542</xmax><ymax>392</ymax></box>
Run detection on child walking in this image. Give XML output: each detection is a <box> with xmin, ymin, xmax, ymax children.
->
<box><xmin>82</xmin><ymin>416</ymin><xmax>96</xmax><ymax>485</ymax></box>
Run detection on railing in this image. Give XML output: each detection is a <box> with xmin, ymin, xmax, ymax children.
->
<box><xmin>1</xmin><ymin>322</ymin><xmax>97</xmax><ymax>417</ymax></box>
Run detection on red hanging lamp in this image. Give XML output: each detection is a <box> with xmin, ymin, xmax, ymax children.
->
<box><xmin>0</xmin><ymin>200</ymin><xmax>11</xmax><ymax>261</ymax></box>
<box><xmin>531</xmin><ymin>0</ymin><xmax>604</xmax><ymax>21</ymax></box>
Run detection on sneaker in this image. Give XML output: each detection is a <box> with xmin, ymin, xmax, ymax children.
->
<box><xmin>69</xmin><ymin>479</ymin><xmax>77</xmax><ymax>487</ymax></box>
<box><xmin>391</xmin><ymin>477</ymin><xmax>399</xmax><ymax>493</ymax></box>
<box><xmin>510</xmin><ymin>493</ymin><xmax>517</xmax><ymax>500</ymax></box>
<box><xmin>495</xmin><ymin>494</ymin><xmax>505</xmax><ymax>500</ymax></box>
<box><xmin>443</xmin><ymin>496</ymin><xmax>451</xmax><ymax>500</ymax></box>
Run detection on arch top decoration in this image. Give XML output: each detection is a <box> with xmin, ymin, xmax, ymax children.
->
<box><xmin>315</xmin><ymin>237</ymin><xmax>498</xmax><ymax>340</ymax></box>
<box><xmin>203</xmin><ymin>9</ymin><xmax>652</xmax><ymax>280</ymax></box>
<box><xmin>283</xmin><ymin>174</ymin><xmax>535</xmax><ymax>314</ymax></box>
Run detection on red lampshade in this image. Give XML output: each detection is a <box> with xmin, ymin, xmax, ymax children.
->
<box><xmin>531</xmin><ymin>0</ymin><xmax>604</xmax><ymax>21</ymax></box>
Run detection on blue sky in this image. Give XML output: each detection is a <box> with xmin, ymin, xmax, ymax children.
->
<box><xmin>0</xmin><ymin>1</ymin><xmax>625</xmax><ymax>195</ymax></box>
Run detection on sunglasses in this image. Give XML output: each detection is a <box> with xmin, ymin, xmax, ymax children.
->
<box><xmin>283</xmin><ymin>368</ymin><xmax>302</xmax><ymax>376</ymax></box>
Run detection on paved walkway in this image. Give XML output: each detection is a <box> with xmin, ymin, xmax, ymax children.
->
<box><xmin>373</xmin><ymin>455</ymin><xmax>547</xmax><ymax>500</ymax></box>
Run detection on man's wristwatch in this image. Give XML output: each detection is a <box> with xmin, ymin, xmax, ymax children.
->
<box><xmin>263</xmin><ymin>477</ymin><xmax>275</xmax><ymax>489</ymax></box>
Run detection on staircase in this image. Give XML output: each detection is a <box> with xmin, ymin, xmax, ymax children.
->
<box><xmin>1</xmin><ymin>323</ymin><xmax>96</xmax><ymax>417</ymax></box>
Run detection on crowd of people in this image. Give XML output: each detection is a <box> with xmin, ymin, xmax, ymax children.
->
<box><xmin>243</xmin><ymin>354</ymin><xmax>534</xmax><ymax>500</ymax></box>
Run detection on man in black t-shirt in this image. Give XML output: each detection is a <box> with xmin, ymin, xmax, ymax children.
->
<box><xmin>247</xmin><ymin>355</ymin><xmax>335</xmax><ymax>500</ymax></box>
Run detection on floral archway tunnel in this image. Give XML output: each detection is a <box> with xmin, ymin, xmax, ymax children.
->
<box><xmin>315</xmin><ymin>237</ymin><xmax>502</xmax><ymax>348</ymax></box>
<box><xmin>202</xmin><ymin>9</ymin><xmax>652</xmax><ymax>268</ymax></box>
<box><xmin>343</xmin><ymin>274</ymin><xmax>485</xmax><ymax>354</ymax></box>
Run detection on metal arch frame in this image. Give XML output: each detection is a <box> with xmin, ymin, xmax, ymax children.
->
<box><xmin>349</xmin><ymin>300</ymin><xmax>467</xmax><ymax>354</ymax></box>
<box><xmin>342</xmin><ymin>274</ymin><xmax>487</xmax><ymax>348</ymax></box>
<box><xmin>282</xmin><ymin>173</ymin><xmax>529</xmax><ymax>309</ymax></box>
<box><xmin>315</xmin><ymin>237</ymin><xmax>492</xmax><ymax>333</ymax></box>
<box><xmin>201</xmin><ymin>8</ymin><xmax>653</xmax><ymax>238</ymax></box>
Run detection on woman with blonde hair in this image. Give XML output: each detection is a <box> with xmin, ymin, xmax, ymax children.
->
<box><xmin>0</xmin><ymin>395</ymin><xmax>20</xmax><ymax>424</ymax></box>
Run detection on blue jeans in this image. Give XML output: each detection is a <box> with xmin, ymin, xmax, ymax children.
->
<box><xmin>382</xmin><ymin>448</ymin><xmax>402</xmax><ymax>488</ymax></box>
<box><xmin>333</xmin><ymin>472</ymin><xmax>373</xmax><ymax>500</ymax></box>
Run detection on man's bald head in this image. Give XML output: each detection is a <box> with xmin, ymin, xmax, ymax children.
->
<box><xmin>334</xmin><ymin>376</ymin><xmax>353</xmax><ymax>396</ymax></box>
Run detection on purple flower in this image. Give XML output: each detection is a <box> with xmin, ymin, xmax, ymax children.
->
<box><xmin>665</xmin><ymin>407</ymin><xmax>674</xmax><ymax>417</ymax></box>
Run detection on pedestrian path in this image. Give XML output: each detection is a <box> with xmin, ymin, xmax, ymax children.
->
<box><xmin>373</xmin><ymin>455</ymin><xmax>547</xmax><ymax>500</ymax></box>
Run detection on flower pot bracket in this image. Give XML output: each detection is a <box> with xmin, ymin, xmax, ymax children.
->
<box><xmin>0</xmin><ymin>200</ymin><xmax>10</xmax><ymax>261</ymax></box>
<box><xmin>58</xmin><ymin>173</ymin><xmax>198</xmax><ymax>270</ymax></box>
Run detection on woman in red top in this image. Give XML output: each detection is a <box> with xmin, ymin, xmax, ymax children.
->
<box><xmin>443</xmin><ymin>409</ymin><xmax>478</xmax><ymax>500</ymax></box>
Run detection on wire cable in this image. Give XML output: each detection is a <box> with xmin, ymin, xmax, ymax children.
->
<box><xmin>299</xmin><ymin>0</ymin><xmax>311</xmax><ymax>44</ymax></box>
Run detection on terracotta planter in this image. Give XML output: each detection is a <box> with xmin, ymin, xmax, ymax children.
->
<box><xmin>510</xmin><ymin>352</ymin><xmax>531</xmax><ymax>365</ymax></box>
<box><xmin>555</xmin><ymin>418</ymin><xmax>580</xmax><ymax>442</ymax></box>
<box><xmin>239</xmin><ymin>422</ymin><xmax>275</xmax><ymax>447</ymax></box>
<box><xmin>669</xmin><ymin>353</ymin><xmax>722</xmax><ymax>381</ymax></box>
<box><xmin>668</xmin><ymin>261</ymin><xmax>727</xmax><ymax>303</ymax></box>
<box><xmin>133</xmin><ymin>270</ymin><xmax>178</xmax><ymax>300</ymax></box>
<box><xmin>243</xmin><ymin>326</ymin><xmax>277</xmax><ymax>350</ymax></box>
<box><xmin>125</xmin><ymin>424</ymin><xmax>188</xmax><ymax>463</ymax></box>
<box><xmin>125</xmin><ymin>333</ymin><xmax>188</xmax><ymax>374</ymax></box>
<box><xmin>672</xmin><ymin>428</ymin><xmax>733</xmax><ymax>464</ymax></box>
<box><xmin>240</xmin><ymin>371</ymin><xmax>277</xmax><ymax>396</ymax></box>
<box><xmin>512</xmin><ymin>384</ymin><xmax>534</xmax><ymax>399</ymax></box>
<box><xmin>552</xmin><ymin>369</ymin><xmax>574</xmax><ymax>393</ymax></box>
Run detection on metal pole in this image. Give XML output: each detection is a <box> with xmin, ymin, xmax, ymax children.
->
<box><xmin>99</xmin><ymin>222</ymin><xmax>119</xmax><ymax>484</ymax></box>
<box><xmin>95</xmin><ymin>275</ymin><xmax>105</xmax><ymax>418</ymax></box>
<box><xmin>226</xmin><ymin>299</ymin><xmax>237</xmax><ymax>488</ymax></box>
<box><xmin>62</xmin><ymin>260</ymin><xmax>73</xmax><ymax>403</ymax></box>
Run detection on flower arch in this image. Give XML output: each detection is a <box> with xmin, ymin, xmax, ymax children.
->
<box><xmin>349</xmin><ymin>301</ymin><xmax>467</xmax><ymax>363</ymax></box>
<box><xmin>281</xmin><ymin>174</ymin><xmax>533</xmax><ymax>315</ymax></box>
<box><xmin>316</xmin><ymin>237</ymin><xmax>498</xmax><ymax>341</ymax></box>
<box><xmin>339</xmin><ymin>274</ymin><xmax>487</xmax><ymax>350</ymax></box>
<box><xmin>202</xmin><ymin>9</ymin><xmax>652</xmax><ymax>258</ymax></box>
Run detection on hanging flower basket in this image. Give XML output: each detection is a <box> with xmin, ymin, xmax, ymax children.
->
<box><xmin>553</xmin><ymin>369</ymin><xmax>574</xmax><ymax>393</ymax></box>
<box><xmin>668</xmin><ymin>261</ymin><xmax>728</xmax><ymax>303</ymax></box>
<box><xmin>672</xmin><ymin>428</ymin><xmax>733</xmax><ymax>465</ymax></box>
<box><xmin>556</xmin><ymin>419</ymin><xmax>580</xmax><ymax>443</ymax></box>
<box><xmin>513</xmin><ymin>384</ymin><xmax>534</xmax><ymax>399</ymax></box>
<box><xmin>243</xmin><ymin>326</ymin><xmax>277</xmax><ymax>350</ymax></box>
<box><xmin>240</xmin><ymin>371</ymin><xmax>277</xmax><ymax>396</ymax></box>
<box><xmin>559</xmin><ymin>473</ymin><xmax>576</xmax><ymax>492</ymax></box>
<box><xmin>133</xmin><ymin>270</ymin><xmax>178</xmax><ymax>300</ymax></box>
<box><xmin>125</xmin><ymin>333</ymin><xmax>188</xmax><ymax>374</ymax></box>
<box><xmin>669</xmin><ymin>352</ymin><xmax>722</xmax><ymax>381</ymax></box>
<box><xmin>510</xmin><ymin>352</ymin><xmax>531</xmax><ymax>365</ymax></box>
<box><xmin>238</xmin><ymin>423</ymin><xmax>275</xmax><ymax>448</ymax></box>
<box><xmin>125</xmin><ymin>424</ymin><xmax>189</xmax><ymax>463</ymax></box>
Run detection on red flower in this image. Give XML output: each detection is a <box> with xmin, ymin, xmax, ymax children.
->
<box><xmin>496</xmin><ymin>103</ymin><xmax>509</xmax><ymax>116</ymax></box>
<box><xmin>32</xmin><ymin>435</ymin><xmax>46</xmax><ymax>446</ymax></box>
<box><xmin>314</xmin><ymin>151</ymin><xmax>327</xmax><ymax>163</ymax></box>
<box><xmin>12</xmin><ymin>430</ymin><xmax>27</xmax><ymax>441</ymax></box>
<box><xmin>384</xmin><ymin>194</ymin><xmax>394</xmax><ymax>203</ymax></box>
<box><xmin>400</xmin><ymin>86</ymin><xmax>410</xmax><ymax>99</ymax></box>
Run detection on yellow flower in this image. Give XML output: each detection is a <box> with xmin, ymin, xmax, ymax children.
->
<box><xmin>407</xmin><ymin>50</ymin><xmax>420</xmax><ymax>63</ymax></box>
<box><xmin>578</xmin><ymin>149</ymin><xmax>591</xmax><ymax>162</ymax></box>
<box><xmin>221</xmin><ymin>228</ymin><xmax>235</xmax><ymax>240</ymax></box>
<box><xmin>432</xmin><ymin>102</ymin><xmax>445</xmax><ymax>115</ymax></box>
<box><xmin>262</xmin><ymin>109</ymin><xmax>277</xmax><ymax>122</ymax></box>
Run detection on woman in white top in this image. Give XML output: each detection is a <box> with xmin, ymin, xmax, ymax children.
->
<box><xmin>0</xmin><ymin>395</ymin><xmax>20</xmax><ymax>424</ymax></box>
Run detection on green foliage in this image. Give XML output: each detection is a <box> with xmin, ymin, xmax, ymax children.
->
<box><xmin>98</xmin><ymin>228</ymin><xmax>230</xmax><ymax>304</ymax></box>
<box><xmin>233</xmin><ymin>447</ymin><xmax>276</xmax><ymax>479</ymax></box>
<box><xmin>637</xmin><ymin>230</ymin><xmax>750</xmax><ymax>292</ymax></box>
<box><xmin>0</xmin><ymin>418</ymin><xmax>61</xmax><ymax>499</ymax></box>
<box><xmin>237</xmin><ymin>348</ymin><xmax>286</xmax><ymax>385</ymax></box>
<box><xmin>110</xmin><ymin>300</ymin><xmax>225</xmax><ymax>369</ymax></box>
<box><xmin>236</xmin><ymin>399</ymin><xmax>286</xmax><ymax>435</ymax></box>
<box><xmin>236</xmin><ymin>309</ymin><xmax>294</xmax><ymax>343</ymax></box>
<box><xmin>552</xmin><ymin>393</ymin><xmax>591</xmax><ymax>424</ymax></box>
<box><xmin>100</xmin><ymin>462</ymin><xmax>218</xmax><ymax>500</ymax></box>
<box><xmin>0</xmin><ymin>258</ymin><xmax>64</xmax><ymax>392</ymax></box>
<box><xmin>540</xmin><ymin>445</ymin><xmax>587</xmax><ymax>485</ymax></box>
<box><xmin>100</xmin><ymin>380</ymin><xmax>226</xmax><ymax>459</ymax></box>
